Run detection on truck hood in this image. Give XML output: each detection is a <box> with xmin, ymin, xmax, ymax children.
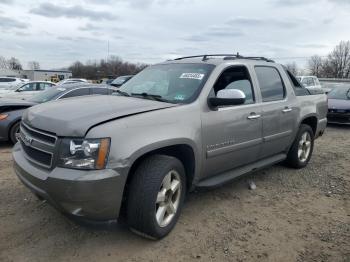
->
<box><xmin>22</xmin><ymin>95</ymin><xmax>177</xmax><ymax>137</ymax></box>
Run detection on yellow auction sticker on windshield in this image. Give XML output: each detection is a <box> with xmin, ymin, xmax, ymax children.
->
<box><xmin>180</xmin><ymin>73</ymin><xmax>205</xmax><ymax>80</ymax></box>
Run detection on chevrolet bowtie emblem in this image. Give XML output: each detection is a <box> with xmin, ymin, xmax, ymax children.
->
<box><xmin>22</xmin><ymin>133</ymin><xmax>33</xmax><ymax>146</ymax></box>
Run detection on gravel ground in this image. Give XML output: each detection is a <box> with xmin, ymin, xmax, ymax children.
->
<box><xmin>0</xmin><ymin>125</ymin><xmax>349</xmax><ymax>262</ymax></box>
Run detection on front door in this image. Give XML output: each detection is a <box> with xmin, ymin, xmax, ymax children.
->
<box><xmin>201</xmin><ymin>65</ymin><xmax>263</xmax><ymax>179</ymax></box>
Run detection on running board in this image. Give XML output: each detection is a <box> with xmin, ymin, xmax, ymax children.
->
<box><xmin>197</xmin><ymin>153</ymin><xmax>286</xmax><ymax>189</ymax></box>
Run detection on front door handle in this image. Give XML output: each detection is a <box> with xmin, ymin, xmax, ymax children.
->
<box><xmin>282</xmin><ymin>107</ymin><xmax>292</xmax><ymax>113</ymax></box>
<box><xmin>247</xmin><ymin>113</ymin><xmax>261</xmax><ymax>120</ymax></box>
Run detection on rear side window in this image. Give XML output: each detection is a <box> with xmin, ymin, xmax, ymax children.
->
<box><xmin>92</xmin><ymin>88</ymin><xmax>110</xmax><ymax>95</ymax></box>
<box><xmin>60</xmin><ymin>88</ymin><xmax>90</xmax><ymax>99</ymax></box>
<box><xmin>284</xmin><ymin>69</ymin><xmax>310</xmax><ymax>96</ymax></box>
<box><xmin>0</xmin><ymin>78</ymin><xmax>15</xmax><ymax>82</ymax></box>
<box><xmin>255</xmin><ymin>66</ymin><xmax>285</xmax><ymax>102</ymax></box>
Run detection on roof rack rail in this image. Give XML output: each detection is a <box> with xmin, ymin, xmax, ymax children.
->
<box><xmin>174</xmin><ymin>54</ymin><xmax>239</xmax><ymax>61</ymax></box>
<box><xmin>173</xmin><ymin>53</ymin><xmax>274</xmax><ymax>62</ymax></box>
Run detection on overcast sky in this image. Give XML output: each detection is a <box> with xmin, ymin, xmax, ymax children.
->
<box><xmin>0</xmin><ymin>0</ymin><xmax>349</xmax><ymax>69</ymax></box>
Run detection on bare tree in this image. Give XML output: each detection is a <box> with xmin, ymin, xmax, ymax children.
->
<box><xmin>327</xmin><ymin>41</ymin><xmax>350</xmax><ymax>78</ymax></box>
<box><xmin>7</xmin><ymin>57</ymin><xmax>22</xmax><ymax>70</ymax></box>
<box><xmin>69</xmin><ymin>56</ymin><xmax>147</xmax><ymax>79</ymax></box>
<box><xmin>27</xmin><ymin>61</ymin><xmax>40</xmax><ymax>70</ymax></box>
<box><xmin>285</xmin><ymin>62</ymin><xmax>299</xmax><ymax>75</ymax></box>
<box><xmin>0</xmin><ymin>56</ymin><xmax>8</xmax><ymax>69</ymax></box>
<box><xmin>308</xmin><ymin>55</ymin><xmax>323</xmax><ymax>77</ymax></box>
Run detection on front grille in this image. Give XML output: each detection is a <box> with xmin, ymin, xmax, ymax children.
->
<box><xmin>21</xmin><ymin>122</ymin><xmax>57</xmax><ymax>145</ymax></box>
<box><xmin>20</xmin><ymin>141</ymin><xmax>52</xmax><ymax>167</ymax></box>
<box><xmin>19</xmin><ymin>123</ymin><xmax>57</xmax><ymax>168</ymax></box>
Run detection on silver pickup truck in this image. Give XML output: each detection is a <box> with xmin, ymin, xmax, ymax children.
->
<box><xmin>13</xmin><ymin>54</ymin><xmax>327</xmax><ymax>239</ymax></box>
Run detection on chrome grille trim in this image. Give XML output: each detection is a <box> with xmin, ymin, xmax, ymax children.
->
<box><xmin>20</xmin><ymin>141</ymin><xmax>53</xmax><ymax>169</ymax></box>
<box><xmin>21</xmin><ymin>122</ymin><xmax>57</xmax><ymax>145</ymax></box>
<box><xmin>19</xmin><ymin>122</ymin><xmax>57</xmax><ymax>168</ymax></box>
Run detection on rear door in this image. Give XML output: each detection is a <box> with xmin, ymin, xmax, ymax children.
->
<box><xmin>253</xmin><ymin>66</ymin><xmax>296</xmax><ymax>158</ymax></box>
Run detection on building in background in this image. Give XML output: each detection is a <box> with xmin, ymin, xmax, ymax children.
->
<box><xmin>21</xmin><ymin>69</ymin><xmax>72</xmax><ymax>82</ymax></box>
<box><xmin>0</xmin><ymin>69</ymin><xmax>72</xmax><ymax>82</ymax></box>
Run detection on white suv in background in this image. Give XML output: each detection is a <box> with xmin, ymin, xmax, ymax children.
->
<box><xmin>0</xmin><ymin>77</ymin><xmax>26</xmax><ymax>89</ymax></box>
<box><xmin>0</xmin><ymin>81</ymin><xmax>56</xmax><ymax>99</ymax></box>
<box><xmin>297</xmin><ymin>76</ymin><xmax>322</xmax><ymax>90</ymax></box>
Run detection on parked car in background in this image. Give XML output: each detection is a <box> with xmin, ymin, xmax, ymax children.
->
<box><xmin>13</xmin><ymin>54</ymin><xmax>327</xmax><ymax>239</ymax></box>
<box><xmin>110</xmin><ymin>75</ymin><xmax>134</xmax><ymax>87</ymax></box>
<box><xmin>100</xmin><ymin>78</ymin><xmax>115</xmax><ymax>85</ymax></box>
<box><xmin>0</xmin><ymin>81</ymin><xmax>56</xmax><ymax>100</ymax></box>
<box><xmin>57</xmin><ymin>78</ymin><xmax>88</xmax><ymax>85</ymax></box>
<box><xmin>327</xmin><ymin>84</ymin><xmax>350</xmax><ymax>125</ymax></box>
<box><xmin>105</xmin><ymin>79</ymin><xmax>114</xmax><ymax>85</ymax></box>
<box><xmin>0</xmin><ymin>83</ymin><xmax>115</xmax><ymax>144</ymax></box>
<box><xmin>297</xmin><ymin>76</ymin><xmax>322</xmax><ymax>90</ymax></box>
<box><xmin>321</xmin><ymin>81</ymin><xmax>349</xmax><ymax>94</ymax></box>
<box><xmin>0</xmin><ymin>77</ymin><xmax>26</xmax><ymax>89</ymax></box>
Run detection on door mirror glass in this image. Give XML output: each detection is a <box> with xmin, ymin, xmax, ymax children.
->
<box><xmin>208</xmin><ymin>89</ymin><xmax>246</xmax><ymax>107</ymax></box>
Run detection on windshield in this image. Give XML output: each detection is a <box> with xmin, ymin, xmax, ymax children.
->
<box><xmin>28</xmin><ymin>87</ymin><xmax>66</xmax><ymax>103</ymax></box>
<box><xmin>119</xmin><ymin>63</ymin><xmax>215</xmax><ymax>104</ymax></box>
<box><xmin>327</xmin><ymin>86</ymin><xmax>350</xmax><ymax>100</ymax></box>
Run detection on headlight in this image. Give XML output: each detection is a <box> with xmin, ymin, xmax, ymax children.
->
<box><xmin>58</xmin><ymin>138</ymin><xmax>110</xmax><ymax>170</ymax></box>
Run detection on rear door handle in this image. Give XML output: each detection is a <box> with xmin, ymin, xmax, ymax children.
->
<box><xmin>247</xmin><ymin>113</ymin><xmax>261</xmax><ymax>120</ymax></box>
<box><xmin>282</xmin><ymin>107</ymin><xmax>292</xmax><ymax>113</ymax></box>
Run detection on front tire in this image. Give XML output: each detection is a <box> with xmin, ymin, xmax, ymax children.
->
<box><xmin>9</xmin><ymin>121</ymin><xmax>20</xmax><ymax>144</ymax></box>
<box><xmin>126</xmin><ymin>155</ymin><xmax>186</xmax><ymax>240</ymax></box>
<box><xmin>285</xmin><ymin>124</ymin><xmax>314</xmax><ymax>169</ymax></box>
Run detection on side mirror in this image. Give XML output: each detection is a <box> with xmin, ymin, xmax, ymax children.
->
<box><xmin>208</xmin><ymin>89</ymin><xmax>246</xmax><ymax>107</ymax></box>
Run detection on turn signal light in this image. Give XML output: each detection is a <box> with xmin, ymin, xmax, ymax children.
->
<box><xmin>0</xmin><ymin>114</ymin><xmax>8</xmax><ymax>120</ymax></box>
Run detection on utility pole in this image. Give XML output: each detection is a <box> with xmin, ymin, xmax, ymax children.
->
<box><xmin>107</xmin><ymin>40</ymin><xmax>110</xmax><ymax>62</ymax></box>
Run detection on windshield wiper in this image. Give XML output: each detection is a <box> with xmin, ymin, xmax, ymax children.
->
<box><xmin>131</xmin><ymin>92</ymin><xmax>169</xmax><ymax>102</ymax></box>
<box><xmin>114</xmin><ymin>90</ymin><xmax>130</xmax><ymax>97</ymax></box>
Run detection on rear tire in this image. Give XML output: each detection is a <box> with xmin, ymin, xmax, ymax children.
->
<box><xmin>285</xmin><ymin>124</ymin><xmax>314</xmax><ymax>169</ymax></box>
<box><xmin>126</xmin><ymin>155</ymin><xmax>186</xmax><ymax>239</ymax></box>
<box><xmin>9</xmin><ymin>121</ymin><xmax>20</xmax><ymax>144</ymax></box>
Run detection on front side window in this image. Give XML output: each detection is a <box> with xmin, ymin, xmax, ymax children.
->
<box><xmin>119</xmin><ymin>63</ymin><xmax>215</xmax><ymax>104</ymax></box>
<box><xmin>255</xmin><ymin>66</ymin><xmax>285</xmax><ymax>102</ymax></box>
<box><xmin>212</xmin><ymin>66</ymin><xmax>254</xmax><ymax>104</ymax></box>
<box><xmin>19</xmin><ymin>83</ymin><xmax>35</xmax><ymax>92</ymax></box>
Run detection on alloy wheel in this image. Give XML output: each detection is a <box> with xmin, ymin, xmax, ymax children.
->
<box><xmin>155</xmin><ymin>170</ymin><xmax>181</xmax><ymax>227</ymax></box>
<box><xmin>298</xmin><ymin>132</ymin><xmax>311</xmax><ymax>162</ymax></box>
